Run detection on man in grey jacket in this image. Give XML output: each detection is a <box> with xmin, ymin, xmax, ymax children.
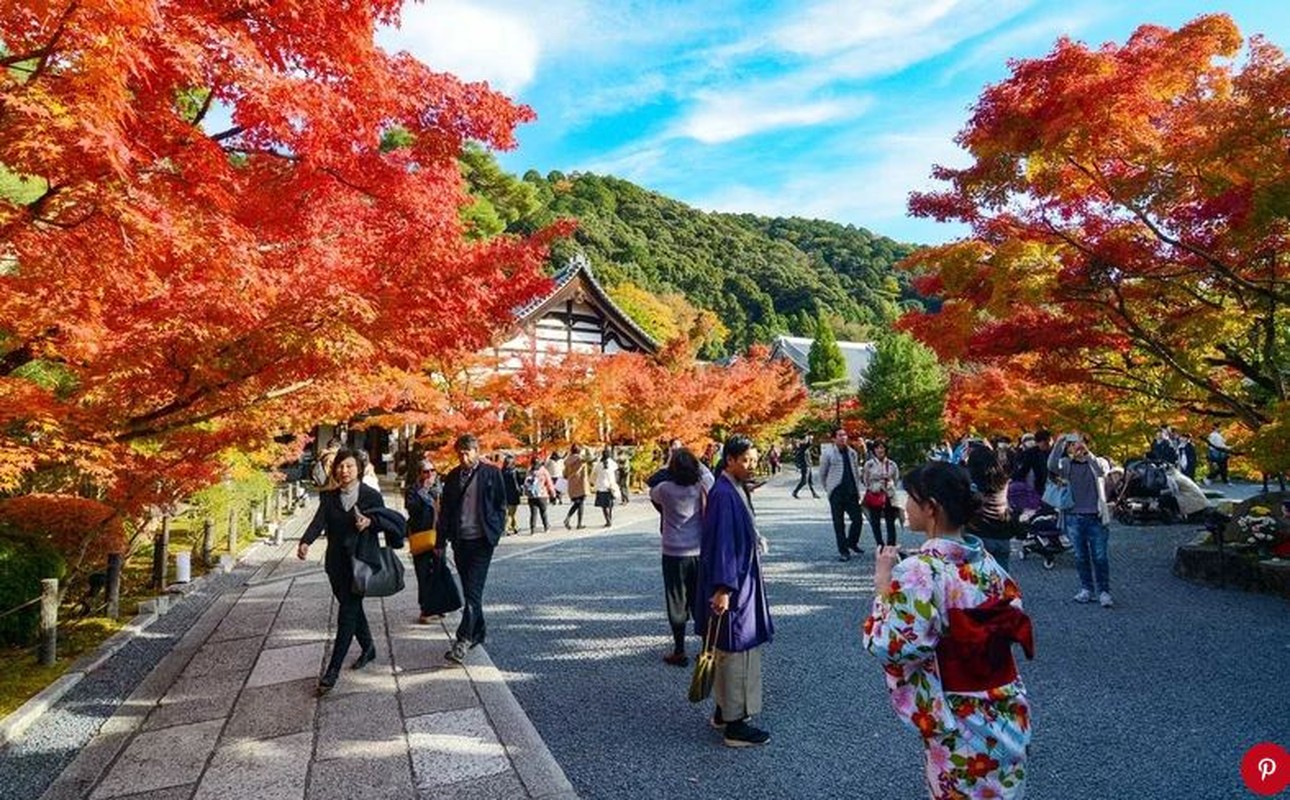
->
<box><xmin>819</xmin><ymin>429</ymin><xmax>865</xmax><ymax>561</ymax></box>
<box><xmin>1048</xmin><ymin>433</ymin><xmax>1113</xmax><ymax>608</ymax></box>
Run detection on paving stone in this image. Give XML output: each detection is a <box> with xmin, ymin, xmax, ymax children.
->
<box><xmin>389</xmin><ymin>620</ymin><xmax>454</xmax><ymax>673</ymax></box>
<box><xmin>208</xmin><ymin>608</ymin><xmax>279</xmax><ymax>643</ymax></box>
<box><xmin>118</xmin><ymin>785</ymin><xmax>197</xmax><ymax>800</ymax></box>
<box><xmin>418</xmin><ymin>770</ymin><xmax>528</xmax><ymax>800</ymax></box>
<box><xmin>143</xmin><ymin>671</ymin><xmax>244</xmax><ymax>731</ymax></box>
<box><xmin>306</xmin><ymin>753</ymin><xmax>415</xmax><ymax>800</ymax></box>
<box><xmin>265</xmin><ymin>583</ymin><xmax>333</xmax><ymax>648</ymax></box>
<box><xmin>329</xmin><ymin>661</ymin><xmax>397</xmax><ymax>697</ymax></box>
<box><xmin>90</xmin><ymin>719</ymin><xmax>223</xmax><ymax>799</ymax></box>
<box><xmin>224</xmin><ymin>678</ymin><xmax>317</xmax><ymax>741</ymax></box>
<box><xmin>406</xmin><ymin>708</ymin><xmax>510</xmax><ymax>789</ymax></box>
<box><xmin>179</xmin><ymin>636</ymin><xmax>262</xmax><ymax>679</ymax></box>
<box><xmin>193</xmin><ymin>731</ymin><xmax>312</xmax><ymax>800</ymax></box>
<box><xmin>315</xmin><ymin>691</ymin><xmax>405</xmax><ymax>762</ymax></box>
<box><xmin>245</xmin><ymin>642</ymin><xmax>326</xmax><ymax>688</ymax></box>
<box><xmin>397</xmin><ymin>666</ymin><xmax>478</xmax><ymax>717</ymax></box>
<box><xmin>240</xmin><ymin>578</ymin><xmax>291</xmax><ymax>603</ymax></box>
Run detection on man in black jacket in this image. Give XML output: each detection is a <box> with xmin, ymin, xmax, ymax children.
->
<box><xmin>438</xmin><ymin>434</ymin><xmax>507</xmax><ymax>663</ymax></box>
<box><xmin>791</xmin><ymin>437</ymin><xmax>819</xmax><ymax>499</ymax></box>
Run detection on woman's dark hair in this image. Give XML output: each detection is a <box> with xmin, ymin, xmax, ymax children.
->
<box><xmin>330</xmin><ymin>447</ymin><xmax>367</xmax><ymax>480</ymax></box>
<box><xmin>502</xmin><ymin>454</ymin><xmax>515</xmax><ymax>468</ymax></box>
<box><xmin>601</xmin><ymin>449</ymin><xmax>611</xmax><ymax>464</ymax></box>
<box><xmin>902</xmin><ymin>462</ymin><xmax>982</xmax><ymax>530</ymax></box>
<box><xmin>871</xmin><ymin>439</ymin><xmax>888</xmax><ymax>455</ymax></box>
<box><xmin>965</xmin><ymin>442</ymin><xmax>1008</xmax><ymax>492</ymax></box>
<box><xmin>669</xmin><ymin>448</ymin><xmax>702</xmax><ymax>487</ymax></box>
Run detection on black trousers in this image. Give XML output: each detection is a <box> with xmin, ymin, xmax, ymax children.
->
<box><xmin>867</xmin><ymin>502</ymin><xmax>899</xmax><ymax>546</ymax></box>
<box><xmin>324</xmin><ymin>551</ymin><xmax>373</xmax><ymax>675</ymax></box>
<box><xmin>326</xmin><ymin>592</ymin><xmax>372</xmax><ymax>674</ymax></box>
<box><xmin>453</xmin><ymin>537</ymin><xmax>495</xmax><ymax>646</ymax></box>
<box><xmin>829</xmin><ymin>490</ymin><xmax>865</xmax><ymax>555</ymax></box>
<box><xmin>527</xmin><ymin>498</ymin><xmax>549</xmax><ymax>532</ymax></box>
<box><xmin>1208</xmin><ymin>456</ymin><xmax>1229</xmax><ymax>483</ymax></box>
<box><xmin>793</xmin><ymin>466</ymin><xmax>815</xmax><ymax>495</ymax></box>
<box><xmin>564</xmin><ymin>496</ymin><xmax>586</xmax><ymax>527</ymax></box>
<box><xmin>661</xmin><ymin>554</ymin><xmax>699</xmax><ymax>654</ymax></box>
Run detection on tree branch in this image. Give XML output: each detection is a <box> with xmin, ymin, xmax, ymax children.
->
<box><xmin>191</xmin><ymin>89</ymin><xmax>216</xmax><ymax>128</ymax></box>
<box><xmin>209</xmin><ymin>125</ymin><xmax>244</xmax><ymax>142</ymax></box>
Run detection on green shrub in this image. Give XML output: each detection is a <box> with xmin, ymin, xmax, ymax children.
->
<box><xmin>0</xmin><ymin>534</ymin><xmax>67</xmax><ymax>646</ymax></box>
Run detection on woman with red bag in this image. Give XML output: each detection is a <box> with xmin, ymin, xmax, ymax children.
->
<box><xmin>862</xmin><ymin>440</ymin><xmax>901</xmax><ymax>547</ymax></box>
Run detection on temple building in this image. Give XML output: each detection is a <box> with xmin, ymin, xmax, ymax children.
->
<box><xmin>769</xmin><ymin>335</ymin><xmax>876</xmax><ymax>389</ymax></box>
<box><xmin>493</xmin><ymin>254</ymin><xmax>658</xmax><ymax>369</ymax></box>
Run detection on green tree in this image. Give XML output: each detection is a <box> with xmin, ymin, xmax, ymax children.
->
<box><xmin>807</xmin><ymin>315</ymin><xmax>847</xmax><ymax>388</ymax></box>
<box><xmin>860</xmin><ymin>333</ymin><xmax>948</xmax><ymax>465</ymax></box>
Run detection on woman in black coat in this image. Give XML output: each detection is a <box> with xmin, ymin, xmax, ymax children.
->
<box><xmin>501</xmin><ymin>454</ymin><xmax>523</xmax><ymax>535</ymax></box>
<box><xmin>297</xmin><ymin>448</ymin><xmax>385</xmax><ymax>694</ymax></box>
<box><xmin>405</xmin><ymin>462</ymin><xmax>461</xmax><ymax>623</ymax></box>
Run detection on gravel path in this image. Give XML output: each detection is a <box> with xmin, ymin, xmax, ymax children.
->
<box><xmin>482</xmin><ymin>477</ymin><xmax>1289</xmax><ymax>799</ymax></box>
<box><xmin>0</xmin><ymin>558</ymin><xmax>263</xmax><ymax>800</ymax></box>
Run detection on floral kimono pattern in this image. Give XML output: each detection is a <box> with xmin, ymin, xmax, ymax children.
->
<box><xmin>863</xmin><ymin>536</ymin><xmax>1031</xmax><ymax>799</ymax></box>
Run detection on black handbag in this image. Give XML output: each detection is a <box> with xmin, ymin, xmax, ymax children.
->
<box><xmin>352</xmin><ymin>544</ymin><xmax>406</xmax><ymax>598</ymax></box>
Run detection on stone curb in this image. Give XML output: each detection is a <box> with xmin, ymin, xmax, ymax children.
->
<box><xmin>464</xmin><ymin>642</ymin><xmax>579</xmax><ymax>799</ymax></box>
<box><xmin>0</xmin><ymin>505</ymin><xmax>310</xmax><ymax>752</ymax></box>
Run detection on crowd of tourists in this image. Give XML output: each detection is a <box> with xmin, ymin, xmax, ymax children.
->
<box><xmin>296</xmin><ymin>420</ymin><xmax>1242</xmax><ymax>799</ymax></box>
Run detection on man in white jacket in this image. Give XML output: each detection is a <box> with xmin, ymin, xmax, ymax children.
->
<box><xmin>818</xmin><ymin>429</ymin><xmax>865</xmax><ymax>562</ymax></box>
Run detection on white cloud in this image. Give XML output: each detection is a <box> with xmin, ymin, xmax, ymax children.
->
<box><xmin>936</xmin><ymin>9</ymin><xmax>1104</xmax><ymax>83</ymax></box>
<box><xmin>578</xmin><ymin>144</ymin><xmax>671</xmax><ymax>183</ymax></box>
<box><xmin>769</xmin><ymin>0</ymin><xmax>965</xmax><ymax>56</ymax></box>
<box><xmin>688</xmin><ymin>119</ymin><xmax>972</xmax><ymax>242</ymax></box>
<box><xmin>675</xmin><ymin>91</ymin><xmax>872</xmax><ymax>144</ymax></box>
<box><xmin>378</xmin><ymin>1</ymin><xmax>541</xmax><ymax>94</ymax></box>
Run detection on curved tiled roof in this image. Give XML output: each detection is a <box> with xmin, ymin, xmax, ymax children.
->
<box><xmin>511</xmin><ymin>254</ymin><xmax>658</xmax><ymax>354</ymax></box>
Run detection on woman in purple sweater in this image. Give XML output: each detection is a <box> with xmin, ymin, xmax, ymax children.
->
<box><xmin>648</xmin><ymin>448</ymin><xmax>714</xmax><ymax>666</ymax></box>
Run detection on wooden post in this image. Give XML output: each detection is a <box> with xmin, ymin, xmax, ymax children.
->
<box><xmin>106</xmin><ymin>554</ymin><xmax>122</xmax><ymax>620</ymax></box>
<box><xmin>39</xmin><ymin>578</ymin><xmax>58</xmax><ymax>666</ymax></box>
<box><xmin>201</xmin><ymin>518</ymin><xmax>214</xmax><ymax>568</ymax></box>
<box><xmin>227</xmin><ymin>506</ymin><xmax>238</xmax><ymax>558</ymax></box>
<box><xmin>152</xmin><ymin>515</ymin><xmax>170</xmax><ymax>591</ymax></box>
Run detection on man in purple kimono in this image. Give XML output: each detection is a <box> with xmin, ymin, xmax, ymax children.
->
<box><xmin>695</xmin><ymin>434</ymin><xmax>774</xmax><ymax>747</ymax></box>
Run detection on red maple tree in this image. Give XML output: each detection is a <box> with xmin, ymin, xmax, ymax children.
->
<box><xmin>1</xmin><ymin>3</ymin><xmax>559</xmax><ymax>517</ymax></box>
<box><xmin>902</xmin><ymin>14</ymin><xmax>1288</xmax><ymax>445</ymax></box>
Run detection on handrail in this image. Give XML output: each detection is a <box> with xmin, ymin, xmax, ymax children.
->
<box><xmin>0</xmin><ymin>596</ymin><xmax>41</xmax><ymax>621</ymax></box>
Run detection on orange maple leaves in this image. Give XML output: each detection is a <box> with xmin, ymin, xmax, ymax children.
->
<box><xmin>0</xmin><ymin>2</ymin><xmax>559</xmax><ymax>513</ymax></box>
<box><xmin>903</xmin><ymin>13</ymin><xmax>1288</xmax><ymax>436</ymax></box>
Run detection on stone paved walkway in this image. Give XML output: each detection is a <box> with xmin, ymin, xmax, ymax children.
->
<box><xmin>37</xmin><ymin>503</ymin><xmax>577</xmax><ymax>800</ymax></box>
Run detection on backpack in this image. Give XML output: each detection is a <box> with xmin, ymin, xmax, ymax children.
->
<box><xmin>525</xmin><ymin>474</ymin><xmax>543</xmax><ymax>498</ymax></box>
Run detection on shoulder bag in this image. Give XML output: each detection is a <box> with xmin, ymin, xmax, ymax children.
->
<box><xmin>688</xmin><ymin>611</ymin><xmax>724</xmax><ymax>703</ymax></box>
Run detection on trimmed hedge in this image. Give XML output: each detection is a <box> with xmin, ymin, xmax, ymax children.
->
<box><xmin>0</xmin><ymin>534</ymin><xmax>67</xmax><ymax>646</ymax></box>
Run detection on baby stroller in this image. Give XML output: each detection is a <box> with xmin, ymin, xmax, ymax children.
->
<box><xmin>1113</xmin><ymin>459</ymin><xmax>1181</xmax><ymax>525</ymax></box>
<box><xmin>1017</xmin><ymin>505</ymin><xmax>1068</xmax><ymax>569</ymax></box>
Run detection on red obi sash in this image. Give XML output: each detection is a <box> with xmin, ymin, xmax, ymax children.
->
<box><xmin>936</xmin><ymin>597</ymin><xmax>1035</xmax><ymax>692</ymax></box>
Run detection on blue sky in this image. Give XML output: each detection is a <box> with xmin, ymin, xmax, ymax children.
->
<box><xmin>378</xmin><ymin>1</ymin><xmax>1290</xmax><ymax>244</ymax></box>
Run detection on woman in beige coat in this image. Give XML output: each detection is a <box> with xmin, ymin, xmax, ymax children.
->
<box><xmin>563</xmin><ymin>447</ymin><xmax>592</xmax><ymax>529</ymax></box>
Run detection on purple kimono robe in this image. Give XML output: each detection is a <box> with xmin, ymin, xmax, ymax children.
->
<box><xmin>694</xmin><ymin>473</ymin><xmax>774</xmax><ymax>652</ymax></box>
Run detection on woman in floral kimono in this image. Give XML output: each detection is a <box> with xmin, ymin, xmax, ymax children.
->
<box><xmin>863</xmin><ymin>462</ymin><xmax>1034</xmax><ymax>799</ymax></box>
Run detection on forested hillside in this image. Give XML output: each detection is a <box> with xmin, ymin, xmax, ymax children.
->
<box><xmin>459</xmin><ymin>150</ymin><xmax>922</xmax><ymax>354</ymax></box>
